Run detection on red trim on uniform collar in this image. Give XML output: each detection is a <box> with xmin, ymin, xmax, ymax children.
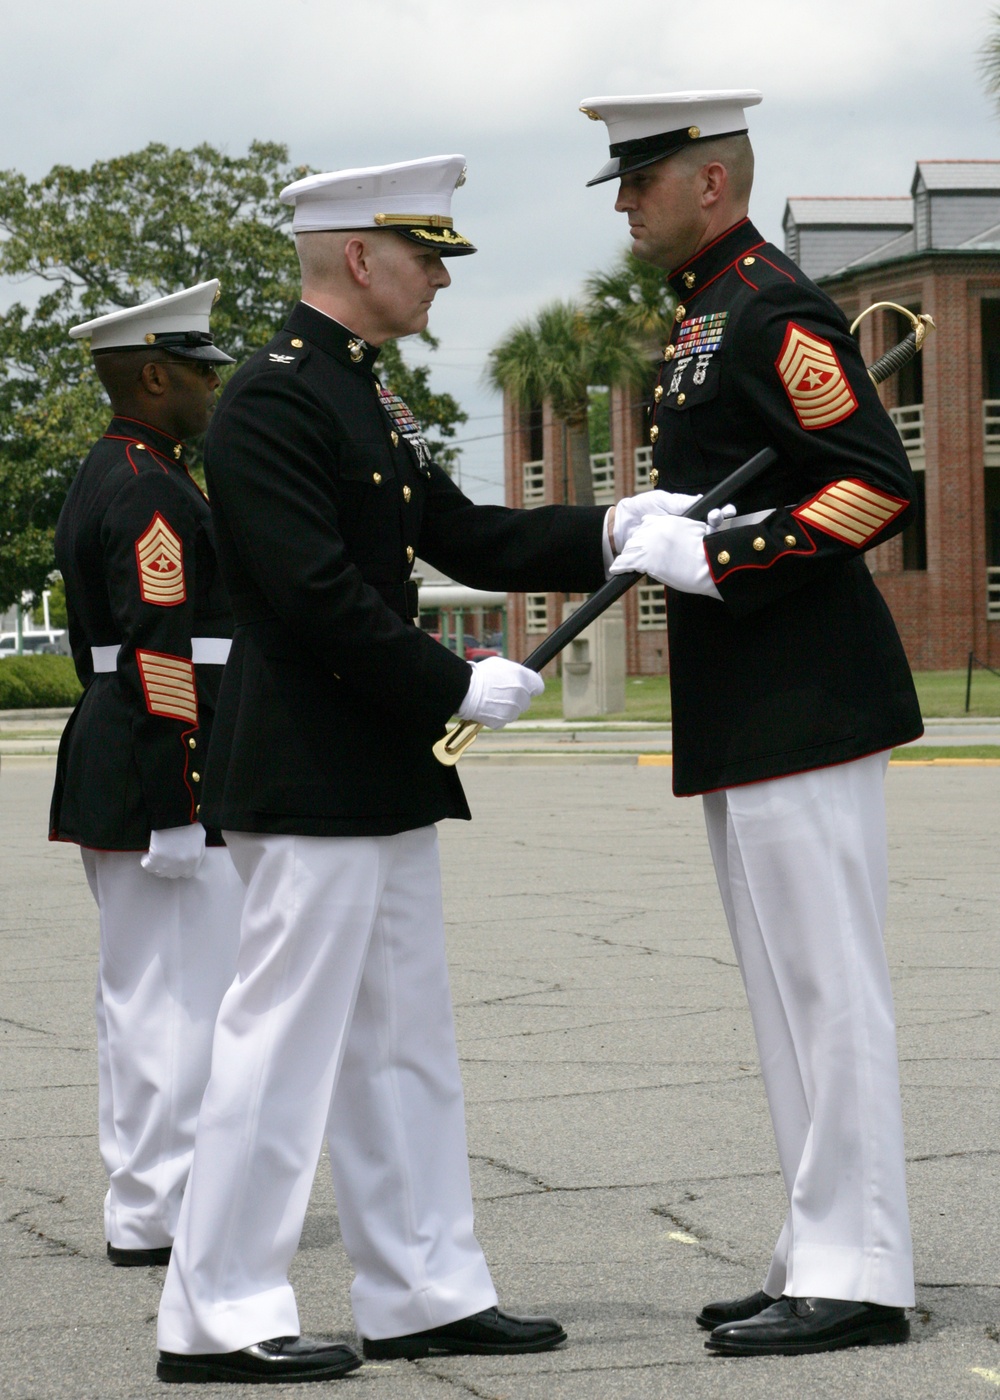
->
<box><xmin>670</xmin><ymin>217</ymin><xmax>752</xmax><ymax>280</ymax></box>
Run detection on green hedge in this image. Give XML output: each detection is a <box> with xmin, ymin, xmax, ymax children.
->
<box><xmin>0</xmin><ymin>655</ymin><xmax>83</xmax><ymax>709</ymax></box>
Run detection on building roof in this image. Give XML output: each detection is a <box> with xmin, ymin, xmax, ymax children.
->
<box><xmin>913</xmin><ymin>160</ymin><xmax>1000</xmax><ymax>192</ymax></box>
<box><xmin>837</xmin><ymin>230</ymin><xmax>917</xmax><ymax>270</ymax></box>
<box><xmin>784</xmin><ymin>196</ymin><xmax>912</xmax><ymax>228</ymax></box>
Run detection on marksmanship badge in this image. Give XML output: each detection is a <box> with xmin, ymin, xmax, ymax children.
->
<box><xmin>776</xmin><ymin>323</ymin><xmax>858</xmax><ymax>430</ymax></box>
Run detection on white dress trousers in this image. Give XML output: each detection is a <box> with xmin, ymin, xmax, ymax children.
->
<box><xmin>702</xmin><ymin>752</ymin><xmax>914</xmax><ymax>1307</ymax></box>
<box><xmin>81</xmin><ymin>846</ymin><xmax>243</xmax><ymax>1250</ymax></box>
<box><xmin>157</xmin><ymin>825</ymin><xmax>497</xmax><ymax>1355</ymax></box>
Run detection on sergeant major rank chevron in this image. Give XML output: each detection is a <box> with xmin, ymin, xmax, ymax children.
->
<box><xmin>776</xmin><ymin>323</ymin><xmax>858</xmax><ymax>431</ymax></box>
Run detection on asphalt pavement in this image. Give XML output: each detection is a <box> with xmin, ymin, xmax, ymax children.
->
<box><xmin>1</xmin><ymin>755</ymin><xmax>998</xmax><ymax>1399</ymax></box>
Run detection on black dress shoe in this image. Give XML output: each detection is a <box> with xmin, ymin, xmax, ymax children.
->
<box><xmin>107</xmin><ymin>1241</ymin><xmax>172</xmax><ymax>1267</ymax></box>
<box><xmin>362</xmin><ymin>1306</ymin><xmax>567</xmax><ymax>1359</ymax></box>
<box><xmin>696</xmin><ymin>1289</ymin><xmax>776</xmax><ymax>1330</ymax></box>
<box><xmin>705</xmin><ymin>1296</ymin><xmax>910</xmax><ymax>1356</ymax></box>
<box><xmin>157</xmin><ymin>1336</ymin><xmax>362</xmax><ymax>1383</ymax></box>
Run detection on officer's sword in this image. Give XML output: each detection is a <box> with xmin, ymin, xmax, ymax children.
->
<box><xmin>433</xmin><ymin>304</ymin><xmax>934</xmax><ymax>766</ymax></box>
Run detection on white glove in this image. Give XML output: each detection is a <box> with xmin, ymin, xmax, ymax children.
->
<box><xmin>610</xmin><ymin>514</ymin><xmax>722</xmax><ymax>598</ymax></box>
<box><xmin>141</xmin><ymin>823</ymin><xmax>207</xmax><ymax>879</ymax></box>
<box><xmin>457</xmin><ymin>656</ymin><xmax>544</xmax><ymax>729</ymax></box>
<box><xmin>707</xmin><ymin>504</ymin><xmax>737</xmax><ymax>532</ymax></box>
<box><xmin>612</xmin><ymin>489</ymin><xmax>703</xmax><ymax>553</ymax></box>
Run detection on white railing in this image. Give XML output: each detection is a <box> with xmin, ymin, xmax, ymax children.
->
<box><xmin>590</xmin><ymin>451</ymin><xmax>616</xmax><ymax>504</ymax></box>
<box><xmin>889</xmin><ymin>404</ymin><xmax>925</xmax><ymax>462</ymax></box>
<box><xmin>984</xmin><ymin>401</ymin><xmax>1000</xmax><ymax>467</ymax></box>
<box><xmin>522</xmin><ymin>458</ymin><xmax>545</xmax><ymax>506</ymax></box>
<box><xmin>634</xmin><ymin>445</ymin><xmax>653</xmax><ymax>492</ymax></box>
<box><xmin>988</xmin><ymin>567</ymin><xmax>1000</xmax><ymax>621</ymax></box>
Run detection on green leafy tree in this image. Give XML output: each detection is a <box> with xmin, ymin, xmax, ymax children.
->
<box><xmin>0</xmin><ymin>141</ymin><xmax>467</xmax><ymax>612</ymax></box>
<box><xmin>584</xmin><ymin>247</ymin><xmax>676</xmax><ymax>352</ymax></box>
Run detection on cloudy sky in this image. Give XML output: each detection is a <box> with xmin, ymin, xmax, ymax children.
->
<box><xmin>1</xmin><ymin>0</ymin><xmax>998</xmax><ymax>500</ymax></box>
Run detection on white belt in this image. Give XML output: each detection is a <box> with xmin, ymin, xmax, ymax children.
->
<box><xmin>91</xmin><ymin>638</ymin><xmax>231</xmax><ymax>672</ymax></box>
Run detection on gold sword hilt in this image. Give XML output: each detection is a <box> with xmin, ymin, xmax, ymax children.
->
<box><xmin>432</xmin><ymin>719</ymin><xmax>483</xmax><ymax>766</ymax></box>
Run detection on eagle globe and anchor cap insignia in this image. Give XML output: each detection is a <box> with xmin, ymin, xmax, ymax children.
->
<box><xmin>776</xmin><ymin>323</ymin><xmax>858</xmax><ymax>431</ymax></box>
<box><xmin>135</xmin><ymin>512</ymin><xmax>186</xmax><ymax>605</ymax></box>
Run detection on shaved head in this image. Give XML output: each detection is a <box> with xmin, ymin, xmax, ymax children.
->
<box><xmin>673</xmin><ymin>133</ymin><xmax>755</xmax><ymax>205</ymax></box>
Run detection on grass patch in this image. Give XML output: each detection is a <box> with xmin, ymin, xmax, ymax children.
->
<box><xmin>891</xmin><ymin>745</ymin><xmax>1000</xmax><ymax>762</ymax></box>
<box><xmin>522</xmin><ymin>670</ymin><xmax>1000</xmax><ymax>723</ymax></box>
<box><xmin>912</xmin><ymin>669</ymin><xmax>1000</xmax><ymax>717</ymax></box>
<box><xmin>0</xmin><ymin>655</ymin><xmax>82</xmax><ymax>709</ymax></box>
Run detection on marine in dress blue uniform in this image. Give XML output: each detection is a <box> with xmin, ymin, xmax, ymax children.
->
<box><xmin>586</xmin><ymin>91</ymin><xmax>920</xmax><ymax>1356</ymax></box>
<box><xmin>50</xmin><ymin>283</ymin><xmax>243</xmax><ymax>1266</ymax></box>
<box><xmin>157</xmin><ymin>157</ymin><xmax>608</xmax><ymax>1385</ymax></box>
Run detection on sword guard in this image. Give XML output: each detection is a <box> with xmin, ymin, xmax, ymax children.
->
<box><xmin>432</xmin><ymin>720</ymin><xmax>482</xmax><ymax>766</ymax></box>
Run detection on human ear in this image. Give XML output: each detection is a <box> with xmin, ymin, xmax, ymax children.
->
<box><xmin>140</xmin><ymin>360</ymin><xmax>170</xmax><ymax>397</ymax></box>
<box><xmin>344</xmin><ymin>236</ymin><xmax>373</xmax><ymax>289</ymax></box>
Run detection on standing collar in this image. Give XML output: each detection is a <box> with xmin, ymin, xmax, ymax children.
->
<box><xmin>103</xmin><ymin>415</ymin><xmax>185</xmax><ymax>462</ymax></box>
<box><xmin>667</xmin><ymin>218</ymin><xmax>765</xmax><ymax>304</ymax></box>
<box><xmin>284</xmin><ymin>302</ymin><xmax>382</xmax><ymax>374</ymax></box>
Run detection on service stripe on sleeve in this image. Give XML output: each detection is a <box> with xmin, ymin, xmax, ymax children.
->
<box><xmin>793</xmin><ymin>479</ymin><xmax>908</xmax><ymax>546</ymax></box>
<box><xmin>136</xmin><ymin>650</ymin><xmax>198</xmax><ymax>724</ymax></box>
<box><xmin>135</xmin><ymin>512</ymin><xmax>186</xmax><ymax>606</ymax></box>
<box><xmin>776</xmin><ymin>323</ymin><xmax>858</xmax><ymax>431</ymax></box>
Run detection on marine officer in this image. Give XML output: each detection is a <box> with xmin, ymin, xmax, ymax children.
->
<box><xmin>586</xmin><ymin>91</ymin><xmax>922</xmax><ymax>1355</ymax></box>
<box><xmin>50</xmin><ymin>282</ymin><xmax>243</xmax><ymax>1266</ymax></box>
<box><xmin>155</xmin><ymin>155</ymin><xmax>611</xmax><ymax>1384</ymax></box>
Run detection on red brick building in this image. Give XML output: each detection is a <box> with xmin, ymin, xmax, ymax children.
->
<box><xmin>503</xmin><ymin>160</ymin><xmax>1000</xmax><ymax>673</ymax></box>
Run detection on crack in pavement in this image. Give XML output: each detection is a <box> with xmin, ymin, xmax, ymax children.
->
<box><xmin>6</xmin><ymin>1207</ymin><xmax>81</xmax><ymax>1257</ymax></box>
<box><xmin>0</xmin><ymin>1015</ymin><xmax>55</xmax><ymax>1035</ymax></box>
<box><xmin>651</xmin><ymin>1206</ymin><xmax>748</xmax><ymax>1267</ymax></box>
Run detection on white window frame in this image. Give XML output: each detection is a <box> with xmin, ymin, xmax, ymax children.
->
<box><xmin>523</xmin><ymin>459</ymin><xmax>545</xmax><ymax>506</ymax></box>
<box><xmin>525</xmin><ymin>594</ymin><xmax>549</xmax><ymax>634</ymax></box>
<box><xmin>637</xmin><ymin>584</ymin><xmax>667</xmax><ymax>630</ymax></box>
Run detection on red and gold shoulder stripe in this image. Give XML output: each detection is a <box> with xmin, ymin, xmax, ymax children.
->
<box><xmin>776</xmin><ymin>323</ymin><xmax>857</xmax><ymax>431</ymax></box>
<box><xmin>136</xmin><ymin>650</ymin><xmax>198</xmax><ymax>725</ymax></box>
<box><xmin>794</xmin><ymin>479</ymin><xmax>908</xmax><ymax>547</ymax></box>
<box><xmin>135</xmin><ymin>512</ymin><xmax>186</xmax><ymax>606</ymax></box>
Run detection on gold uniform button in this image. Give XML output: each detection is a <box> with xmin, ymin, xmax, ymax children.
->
<box><xmin>649</xmin><ymin>468</ymin><xmax>659</xmax><ymax>488</ymax></box>
<box><xmin>135</xmin><ymin>443</ymin><xmax>146</xmax><ymax>451</ymax></box>
<box><xmin>188</xmin><ymin>737</ymin><xmax>197</xmax><ymax>749</ymax></box>
<box><xmin>373</xmin><ymin>472</ymin><xmax>382</xmax><ymax>485</ymax></box>
<box><xmin>664</xmin><ymin>345</ymin><xmax>676</xmax><ymax>361</ymax></box>
<box><xmin>196</xmin><ymin>803</ymin><xmax>201</xmax><ymax>815</ymax></box>
<box><xmin>785</xmin><ymin>534</ymin><xmax>797</xmax><ymax>546</ymax></box>
<box><xmin>688</xmin><ymin>125</ymin><xmax>701</xmax><ymax>139</ymax></box>
<box><xmin>683</xmin><ymin>271</ymin><xmax>696</xmax><ymax>289</ymax></box>
<box><xmin>403</xmin><ymin>485</ymin><xmax>412</xmax><ymax>502</ymax></box>
<box><xmin>390</xmin><ymin>430</ymin><xmax>399</xmax><ymax>447</ymax></box>
<box><xmin>675</xmin><ymin>304</ymin><xmax>686</xmax><ymax>323</ymax></box>
<box><xmin>717</xmin><ymin>550</ymin><xmax>731</xmax><ymax>566</ymax></box>
<box><xmin>406</xmin><ymin>545</ymin><xmax>415</xmax><ymax>564</ymax></box>
<box><xmin>676</xmin><ymin>392</ymin><xmax>686</xmax><ymax>406</ymax></box>
<box><xmin>650</xmin><ymin>425</ymin><xmax>659</xmax><ymax>443</ymax></box>
<box><xmin>743</xmin><ymin>256</ymin><xmax>756</xmax><ymax>267</ymax></box>
<box><xmin>654</xmin><ymin>385</ymin><xmax>663</xmax><ymax>402</ymax></box>
<box><xmin>752</xmin><ymin>536</ymin><xmax>766</xmax><ymax>551</ymax></box>
<box><xmin>191</xmin><ymin>771</ymin><xmax>201</xmax><ymax>783</ymax></box>
<box><xmin>290</xmin><ymin>338</ymin><xmax>303</xmax><ymax>348</ymax></box>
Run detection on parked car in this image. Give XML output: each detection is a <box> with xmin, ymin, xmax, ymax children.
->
<box><xmin>0</xmin><ymin>630</ymin><xmax>67</xmax><ymax>657</ymax></box>
<box><xmin>426</xmin><ymin>631</ymin><xmax>501</xmax><ymax>662</ymax></box>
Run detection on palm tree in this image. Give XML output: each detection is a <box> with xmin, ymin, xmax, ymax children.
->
<box><xmin>584</xmin><ymin>248</ymin><xmax>676</xmax><ymax>353</ymax></box>
<box><xmin>486</xmin><ymin>293</ymin><xmax>653</xmax><ymax>507</ymax></box>
<box><xmin>981</xmin><ymin>7</ymin><xmax>1000</xmax><ymax>113</ymax></box>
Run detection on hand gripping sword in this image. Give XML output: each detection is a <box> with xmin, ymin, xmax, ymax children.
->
<box><xmin>433</xmin><ymin>304</ymin><xmax>934</xmax><ymax>766</ymax></box>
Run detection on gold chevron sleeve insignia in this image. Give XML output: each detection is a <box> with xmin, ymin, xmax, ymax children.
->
<box><xmin>136</xmin><ymin>650</ymin><xmax>198</xmax><ymax>725</ymax></box>
<box><xmin>135</xmin><ymin>512</ymin><xmax>186</xmax><ymax>606</ymax></box>
<box><xmin>794</xmin><ymin>479</ymin><xmax>908</xmax><ymax>546</ymax></box>
<box><xmin>776</xmin><ymin>323</ymin><xmax>858</xmax><ymax>430</ymax></box>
